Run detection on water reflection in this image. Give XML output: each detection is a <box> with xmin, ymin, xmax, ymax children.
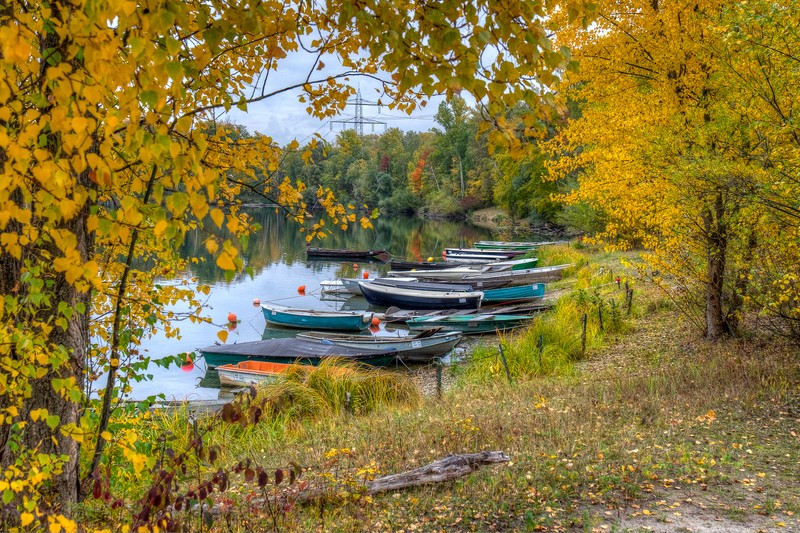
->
<box><xmin>179</xmin><ymin>208</ymin><xmax>497</xmax><ymax>284</ymax></box>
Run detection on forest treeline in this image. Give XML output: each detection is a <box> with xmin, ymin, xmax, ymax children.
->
<box><xmin>228</xmin><ymin>95</ymin><xmax>575</xmax><ymax>229</ymax></box>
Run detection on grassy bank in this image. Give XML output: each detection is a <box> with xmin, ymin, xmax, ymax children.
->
<box><xmin>82</xmin><ymin>247</ymin><xmax>799</xmax><ymax>532</ymax></box>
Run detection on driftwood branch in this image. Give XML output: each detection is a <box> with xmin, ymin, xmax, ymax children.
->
<box><xmin>270</xmin><ymin>451</ymin><xmax>510</xmax><ymax>506</ymax></box>
<box><xmin>365</xmin><ymin>450</ymin><xmax>510</xmax><ymax>494</ymax></box>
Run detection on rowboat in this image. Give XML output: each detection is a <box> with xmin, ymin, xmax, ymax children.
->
<box><xmin>216</xmin><ymin>361</ymin><xmax>293</xmax><ymax>387</ymax></box>
<box><xmin>442</xmin><ymin>248</ymin><xmax>525</xmax><ymax>262</ymax></box>
<box><xmin>339</xmin><ymin>277</ymin><xmax>475</xmax><ymax>296</ymax></box>
<box><xmin>261</xmin><ymin>302</ymin><xmax>373</xmax><ymax>331</ymax></box>
<box><xmin>306</xmin><ymin>246</ymin><xmax>390</xmax><ymax>262</ymax></box>
<box><xmin>386</xmin><ymin>257</ymin><xmax>538</xmax><ymax>280</ymax></box>
<box><xmin>405</xmin><ymin>313</ymin><xmax>535</xmax><ymax>334</ymax></box>
<box><xmin>320</xmin><ymin>280</ymin><xmax>352</xmax><ymax>294</ymax></box>
<box><xmin>461</xmin><ymin>264</ymin><xmax>573</xmax><ymax>285</ymax></box>
<box><xmin>381</xmin><ymin>302</ymin><xmax>551</xmax><ymax>323</ymax></box>
<box><xmin>198</xmin><ymin>337</ymin><xmax>395</xmax><ymax>368</ymax></box>
<box><xmin>389</xmin><ymin>260</ymin><xmax>462</xmax><ymax>271</ymax></box>
<box><xmin>296</xmin><ymin>329</ymin><xmax>462</xmax><ymax>363</ymax></box>
<box><xmin>372</xmin><ymin>278</ymin><xmax>475</xmax><ymax>293</ymax></box>
<box><xmin>473</xmin><ymin>240</ymin><xmax>571</xmax><ymax>251</ymax></box>
<box><xmin>481</xmin><ymin>283</ymin><xmax>546</xmax><ymax>304</ymax></box>
<box><xmin>358</xmin><ymin>281</ymin><xmax>483</xmax><ymax>310</ymax></box>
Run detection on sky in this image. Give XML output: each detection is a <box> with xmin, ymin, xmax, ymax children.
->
<box><xmin>221</xmin><ymin>50</ymin><xmax>448</xmax><ymax>147</ymax></box>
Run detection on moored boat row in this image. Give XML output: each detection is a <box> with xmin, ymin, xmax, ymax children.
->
<box><xmin>200</xmin><ymin>239</ymin><xmax>574</xmax><ymax>385</ymax></box>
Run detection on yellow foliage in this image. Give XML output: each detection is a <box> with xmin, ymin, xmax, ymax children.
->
<box><xmin>0</xmin><ymin>0</ymin><xmax>595</xmax><ymax>524</ymax></box>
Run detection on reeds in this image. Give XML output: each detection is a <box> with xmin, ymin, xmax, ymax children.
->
<box><xmin>262</xmin><ymin>358</ymin><xmax>421</xmax><ymax>419</ymax></box>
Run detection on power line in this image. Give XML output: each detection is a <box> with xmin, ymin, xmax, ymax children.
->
<box><xmin>330</xmin><ymin>87</ymin><xmax>387</xmax><ymax>136</ymax></box>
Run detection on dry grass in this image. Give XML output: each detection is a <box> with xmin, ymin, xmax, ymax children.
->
<box><xmin>81</xmin><ymin>249</ymin><xmax>800</xmax><ymax>532</ymax></box>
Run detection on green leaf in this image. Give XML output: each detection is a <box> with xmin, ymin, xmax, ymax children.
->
<box><xmin>204</xmin><ymin>26</ymin><xmax>223</xmax><ymax>51</ymax></box>
<box><xmin>45</xmin><ymin>415</ymin><xmax>60</xmax><ymax>429</ymax></box>
<box><xmin>140</xmin><ymin>90</ymin><xmax>158</xmax><ymax>108</ymax></box>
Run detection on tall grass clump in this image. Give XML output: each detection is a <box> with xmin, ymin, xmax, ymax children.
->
<box><xmin>261</xmin><ymin>359</ymin><xmax>421</xmax><ymax>420</ymax></box>
<box><xmin>461</xmin><ymin>297</ymin><xmax>604</xmax><ymax>382</ymax></box>
<box><xmin>536</xmin><ymin>244</ymin><xmax>588</xmax><ymax>273</ymax></box>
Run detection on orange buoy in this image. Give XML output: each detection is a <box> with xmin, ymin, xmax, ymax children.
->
<box><xmin>227</xmin><ymin>312</ymin><xmax>237</xmax><ymax>323</ymax></box>
<box><xmin>352</xmin><ymin>263</ymin><xmax>358</xmax><ymax>269</ymax></box>
<box><xmin>297</xmin><ymin>285</ymin><xmax>306</xmax><ymax>294</ymax></box>
<box><xmin>181</xmin><ymin>355</ymin><xmax>194</xmax><ymax>372</ymax></box>
<box><xmin>442</xmin><ymin>250</ymin><xmax>446</xmax><ymax>258</ymax></box>
<box><xmin>362</xmin><ymin>271</ymin><xmax>369</xmax><ymax>279</ymax></box>
<box><xmin>252</xmin><ymin>297</ymin><xmax>261</xmax><ymax>306</ymax></box>
<box><xmin>368</xmin><ymin>324</ymin><xmax>380</xmax><ymax>333</ymax></box>
<box><xmin>371</xmin><ymin>316</ymin><xmax>380</xmax><ymax>326</ymax></box>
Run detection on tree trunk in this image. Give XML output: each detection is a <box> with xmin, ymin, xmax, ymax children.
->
<box><xmin>703</xmin><ymin>191</ymin><xmax>729</xmax><ymax>339</ymax></box>
<box><xmin>726</xmin><ymin>230</ymin><xmax>757</xmax><ymax>334</ymax></box>
<box><xmin>458</xmin><ymin>155</ymin><xmax>465</xmax><ymax>199</ymax></box>
<box><xmin>0</xmin><ymin>3</ymin><xmax>95</xmax><ymax>510</ymax></box>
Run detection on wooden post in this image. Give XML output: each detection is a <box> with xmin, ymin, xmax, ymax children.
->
<box><xmin>498</xmin><ymin>344</ymin><xmax>512</xmax><ymax>383</ymax></box>
<box><xmin>581</xmin><ymin>313</ymin><xmax>588</xmax><ymax>355</ymax></box>
<box><xmin>598</xmin><ymin>304</ymin><xmax>603</xmax><ymax>331</ymax></box>
<box><xmin>537</xmin><ymin>334</ymin><xmax>544</xmax><ymax>368</ymax></box>
<box><xmin>626</xmin><ymin>288</ymin><xmax>634</xmax><ymax>315</ymax></box>
<box><xmin>436</xmin><ymin>360</ymin><xmax>443</xmax><ymax>399</ymax></box>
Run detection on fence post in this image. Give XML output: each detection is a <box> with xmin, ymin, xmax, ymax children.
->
<box><xmin>436</xmin><ymin>360</ymin><xmax>443</xmax><ymax>399</ymax></box>
<box><xmin>537</xmin><ymin>334</ymin><xmax>544</xmax><ymax>368</ymax></box>
<box><xmin>598</xmin><ymin>304</ymin><xmax>604</xmax><ymax>331</ymax></box>
<box><xmin>626</xmin><ymin>288</ymin><xmax>634</xmax><ymax>315</ymax></box>
<box><xmin>498</xmin><ymin>344</ymin><xmax>512</xmax><ymax>383</ymax></box>
<box><xmin>581</xmin><ymin>313</ymin><xmax>588</xmax><ymax>355</ymax></box>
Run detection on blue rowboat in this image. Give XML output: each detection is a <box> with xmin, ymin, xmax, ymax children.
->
<box><xmin>406</xmin><ymin>313</ymin><xmax>535</xmax><ymax>335</ymax></box>
<box><xmin>261</xmin><ymin>303</ymin><xmax>373</xmax><ymax>331</ymax></box>
<box><xmin>199</xmin><ymin>337</ymin><xmax>395</xmax><ymax>368</ymax></box>
<box><xmin>358</xmin><ymin>281</ymin><xmax>483</xmax><ymax>310</ymax></box>
<box><xmin>481</xmin><ymin>283</ymin><xmax>546</xmax><ymax>304</ymax></box>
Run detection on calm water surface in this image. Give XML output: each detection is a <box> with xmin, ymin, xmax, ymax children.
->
<box><xmin>129</xmin><ymin>209</ymin><xmax>508</xmax><ymax>401</ymax></box>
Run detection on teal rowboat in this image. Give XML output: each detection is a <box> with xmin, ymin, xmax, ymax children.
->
<box><xmin>406</xmin><ymin>313</ymin><xmax>535</xmax><ymax>335</ymax></box>
<box><xmin>481</xmin><ymin>283</ymin><xmax>545</xmax><ymax>304</ymax></box>
<box><xmin>473</xmin><ymin>240</ymin><xmax>571</xmax><ymax>251</ymax></box>
<box><xmin>261</xmin><ymin>303</ymin><xmax>373</xmax><ymax>331</ymax></box>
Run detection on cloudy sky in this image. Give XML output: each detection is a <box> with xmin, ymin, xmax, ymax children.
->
<box><xmin>220</xmin><ymin>50</ymin><xmax>448</xmax><ymax>147</ymax></box>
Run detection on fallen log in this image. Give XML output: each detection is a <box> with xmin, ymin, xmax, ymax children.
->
<box><xmin>366</xmin><ymin>450</ymin><xmax>510</xmax><ymax>494</ymax></box>
<box><xmin>248</xmin><ymin>451</ymin><xmax>510</xmax><ymax>508</ymax></box>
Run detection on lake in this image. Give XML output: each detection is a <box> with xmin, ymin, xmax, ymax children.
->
<box><xmin>124</xmin><ymin>208</ymin><xmax>506</xmax><ymax>401</ymax></box>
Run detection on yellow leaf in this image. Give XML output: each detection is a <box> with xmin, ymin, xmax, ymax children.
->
<box><xmin>153</xmin><ymin>219</ymin><xmax>168</xmax><ymax>236</ymax></box>
<box><xmin>205</xmin><ymin>239</ymin><xmax>219</xmax><ymax>255</ymax></box>
<box><xmin>101</xmin><ymin>431</ymin><xmax>112</xmax><ymax>441</ymax></box>
<box><xmin>20</xmin><ymin>513</ymin><xmax>34</xmax><ymax>527</ymax></box>
<box><xmin>210</xmin><ymin>208</ymin><xmax>225</xmax><ymax>228</ymax></box>
<box><xmin>217</xmin><ymin>329</ymin><xmax>228</xmax><ymax>343</ymax></box>
<box><xmin>57</xmin><ymin>516</ymin><xmax>77</xmax><ymax>533</ymax></box>
<box><xmin>215</xmin><ymin>252</ymin><xmax>235</xmax><ymax>271</ymax></box>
